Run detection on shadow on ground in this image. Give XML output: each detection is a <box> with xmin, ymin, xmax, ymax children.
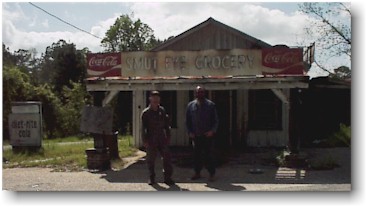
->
<box><xmin>97</xmin><ymin>147</ymin><xmax>351</xmax><ymax>191</ymax></box>
<box><xmin>99</xmin><ymin>157</ymin><xmax>247</xmax><ymax>191</ymax></box>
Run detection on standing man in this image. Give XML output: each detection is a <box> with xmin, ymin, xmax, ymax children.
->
<box><xmin>141</xmin><ymin>90</ymin><xmax>174</xmax><ymax>185</ymax></box>
<box><xmin>186</xmin><ymin>86</ymin><xmax>219</xmax><ymax>182</ymax></box>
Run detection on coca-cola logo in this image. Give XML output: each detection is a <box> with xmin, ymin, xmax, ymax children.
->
<box><xmin>87</xmin><ymin>53</ymin><xmax>122</xmax><ymax>77</ymax></box>
<box><xmin>264</xmin><ymin>51</ymin><xmax>299</xmax><ymax>64</ymax></box>
<box><xmin>262</xmin><ymin>48</ymin><xmax>302</xmax><ymax>69</ymax></box>
<box><xmin>89</xmin><ymin>56</ymin><xmax>119</xmax><ymax>67</ymax></box>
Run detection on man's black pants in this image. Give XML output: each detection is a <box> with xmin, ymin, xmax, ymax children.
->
<box><xmin>146</xmin><ymin>145</ymin><xmax>173</xmax><ymax>180</ymax></box>
<box><xmin>192</xmin><ymin>136</ymin><xmax>216</xmax><ymax>176</ymax></box>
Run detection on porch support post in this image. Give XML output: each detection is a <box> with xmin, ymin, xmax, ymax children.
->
<box><xmin>271</xmin><ymin>89</ymin><xmax>292</xmax><ymax>147</ymax></box>
<box><xmin>132</xmin><ymin>90</ymin><xmax>145</xmax><ymax>147</ymax></box>
<box><xmin>288</xmin><ymin>89</ymin><xmax>302</xmax><ymax>153</ymax></box>
<box><xmin>271</xmin><ymin>89</ymin><xmax>289</xmax><ymax>104</ymax></box>
<box><xmin>86</xmin><ymin>91</ymin><xmax>111</xmax><ymax>170</ymax></box>
<box><xmin>92</xmin><ymin>92</ymin><xmax>106</xmax><ymax>151</ymax></box>
<box><xmin>103</xmin><ymin>90</ymin><xmax>119</xmax><ymax>107</ymax></box>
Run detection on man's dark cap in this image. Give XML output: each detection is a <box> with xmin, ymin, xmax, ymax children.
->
<box><xmin>150</xmin><ymin>90</ymin><xmax>160</xmax><ymax>97</ymax></box>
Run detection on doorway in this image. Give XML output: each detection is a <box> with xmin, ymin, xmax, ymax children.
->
<box><xmin>188</xmin><ymin>89</ymin><xmax>236</xmax><ymax>148</ymax></box>
<box><xmin>210</xmin><ymin>90</ymin><xmax>237</xmax><ymax>149</ymax></box>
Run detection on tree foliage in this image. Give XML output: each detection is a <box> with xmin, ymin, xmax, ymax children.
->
<box><xmin>2</xmin><ymin>41</ymin><xmax>91</xmax><ymax>139</ymax></box>
<box><xmin>330</xmin><ymin>66</ymin><xmax>351</xmax><ymax>80</ymax></box>
<box><xmin>58</xmin><ymin>82</ymin><xmax>92</xmax><ymax>136</ymax></box>
<box><xmin>2</xmin><ymin>14</ymin><xmax>159</xmax><ymax>139</ymax></box>
<box><xmin>100</xmin><ymin>15</ymin><xmax>161</xmax><ymax>134</ymax></box>
<box><xmin>299</xmin><ymin>2</ymin><xmax>351</xmax><ymax>78</ymax></box>
<box><xmin>101</xmin><ymin>14</ymin><xmax>160</xmax><ymax>52</ymax></box>
<box><xmin>3</xmin><ymin>65</ymin><xmax>35</xmax><ymax>138</ymax></box>
<box><xmin>2</xmin><ymin>44</ymin><xmax>17</xmax><ymax>67</ymax></box>
<box><xmin>36</xmin><ymin>40</ymin><xmax>88</xmax><ymax>94</ymax></box>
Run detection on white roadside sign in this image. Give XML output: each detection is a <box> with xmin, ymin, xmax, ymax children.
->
<box><xmin>9</xmin><ymin>113</ymin><xmax>42</xmax><ymax>146</ymax></box>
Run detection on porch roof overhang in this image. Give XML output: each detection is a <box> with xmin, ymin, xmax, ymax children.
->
<box><xmin>85</xmin><ymin>75</ymin><xmax>309</xmax><ymax>92</ymax></box>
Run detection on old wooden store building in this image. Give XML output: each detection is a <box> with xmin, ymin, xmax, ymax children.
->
<box><xmin>85</xmin><ymin>18</ymin><xmax>313</xmax><ymax>150</ymax></box>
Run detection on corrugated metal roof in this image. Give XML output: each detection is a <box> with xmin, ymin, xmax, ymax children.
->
<box><xmin>85</xmin><ymin>75</ymin><xmax>309</xmax><ymax>91</ymax></box>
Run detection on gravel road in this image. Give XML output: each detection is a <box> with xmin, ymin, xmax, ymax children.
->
<box><xmin>2</xmin><ymin>147</ymin><xmax>351</xmax><ymax>191</ymax></box>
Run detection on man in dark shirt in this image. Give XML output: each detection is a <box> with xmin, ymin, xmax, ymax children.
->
<box><xmin>186</xmin><ymin>86</ymin><xmax>219</xmax><ymax>182</ymax></box>
<box><xmin>141</xmin><ymin>91</ymin><xmax>174</xmax><ymax>185</ymax></box>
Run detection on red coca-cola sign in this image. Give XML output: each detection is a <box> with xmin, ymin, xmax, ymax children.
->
<box><xmin>87</xmin><ymin>53</ymin><xmax>121</xmax><ymax>77</ymax></box>
<box><xmin>262</xmin><ymin>48</ymin><xmax>304</xmax><ymax>75</ymax></box>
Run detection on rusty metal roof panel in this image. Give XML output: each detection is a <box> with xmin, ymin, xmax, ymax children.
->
<box><xmin>85</xmin><ymin>75</ymin><xmax>309</xmax><ymax>82</ymax></box>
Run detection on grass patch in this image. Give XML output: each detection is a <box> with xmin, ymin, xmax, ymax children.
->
<box><xmin>117</xmin><ymin>135</ymin><xmax>135</xmax><ymax>158</ymax></box>
<box><xmin>3</xmin><ymin>135</ymin><xmax>136</xmax><ymax>171</ymax></box>
<box><xmin>43</xmin><ymin>136</ymin><xmax>93</xmax><ymax>144</ymax></box>
<box><xmin>2</xmin><ymin>135</ymin><xmax>93</xmax><ymax>146</ymax></box>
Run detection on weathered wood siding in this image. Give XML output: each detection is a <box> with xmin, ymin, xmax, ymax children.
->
<box><xmin>131</xmin><ymin>18</ymin><xmax>289</xmax><ymax>148</ymax></box>
<box><xmin>152</xmin><ymin>18</ymin><xmax>271</xmax><ymax>52</ymax></box>
<box><xmin>247</xmin><ymin>89</ymin><xmax>290</xmax><ymax>147</ymax></box>
<box><xmin>169</xmin><ymin>90</ymin><xmax>189</xmax><ymax>146</ymax></box>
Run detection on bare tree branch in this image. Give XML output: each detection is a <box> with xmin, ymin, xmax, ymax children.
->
<box><xmin>339</xmin><ymin>2</ymin><xmax>351</xmax><ymax>16</ymax></box>
<box><xmin>299</xmin><ymin>2</ymin><xmax>351</xmax><ymax>75</ymax></box>
<box><xmin>314</xmin><ymin>59</ymin><xmax>334</xmax><ymax>75</ymax></box>
<box><xmin>305</xmin><ymin>4</ymin><xmax>351</xmax><ymax>45</ymax></box>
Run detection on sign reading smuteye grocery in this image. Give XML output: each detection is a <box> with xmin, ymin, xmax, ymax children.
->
<box><xmin>9</xmin><ymin>114</ymin><xmax>41</xmax><ymax>146</ymax></box>
<box><xmin>86</xmin><ymin>48</ymin><xmax>304</xmax><ymax>77</ymax></box>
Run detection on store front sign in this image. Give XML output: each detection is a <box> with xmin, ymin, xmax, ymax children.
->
<box><xmin>120</xmin><ymin>48</ymin><xmax>304</xmax><ymax>77</ymax></box>
<box><xmin>86</xmin><ymin>49</ymin><xmax>304</xmax><ymax>77</ymax></box>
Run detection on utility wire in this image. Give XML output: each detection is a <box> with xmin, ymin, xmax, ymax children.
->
<box><xmin>28</xmin><ymin>2</ymin><xmax>102</xmax><ymax>40</ymax></box>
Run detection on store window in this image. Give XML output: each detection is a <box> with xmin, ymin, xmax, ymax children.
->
<box><xmin>249</xmin><ymin>89</ymin><xmax>282</xmax><ymax>130</ymax></box>
<box><xmin>146</xmin><ymin>91</ymin><xmax>177</xmax><ymax>128</ymax></box>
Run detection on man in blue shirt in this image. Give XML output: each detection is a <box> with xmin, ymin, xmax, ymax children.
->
<box><xmin>186</xmin><ymin>86</ymin><xmax>219</xmax><ymax>182</ymax></box>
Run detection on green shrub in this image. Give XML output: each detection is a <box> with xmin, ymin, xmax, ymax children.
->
<box><xmin>58</xmin><ymin>82</ymin><xmax>92</xmax><ymax>137</ymax></box>
<box><xmin>275</xmin><ymin>150</ymin><xmax>288</xmax><ymax>166</ymax></box>
<box><xmin>326</xmin><ymin>124</ymin><xmax>351</xmax><ymax>147</ymax></box>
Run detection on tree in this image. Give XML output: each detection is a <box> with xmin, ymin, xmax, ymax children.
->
<box><xmin>30</xmin><ymin>84</ymin><xmax>64</xmax><ymax>138</ymax></box>
<box><xmin>299</xmin><ymin>3</ymin><xmax>351</xmax><ymax>76</ymax></box>
<box><xmin>100</xmin><ymin>15</ymin><xmax>161</xmax><ymax>135</ymax></box>
<box><xmin>2</xmin><ymin>41</ymin><xmax>92</xmax><ymax>139</ymax></box>
<box><xmin>2</xmin><ymin>65</ymin><xmax>34</xmax><ymax>139</ymax></box>
<box><xmin>330</xmin><ymin>66</ymin><xmax>351</xmax><ymax>80</ymax></box>
<box><xmin>2</xmin><ymin>43</ymin><xmax>17</xmax><ymax>67</ymax></box>
<box><xmin>37</xmin><ymin>40</ymin><xmax>88</xmax><ymax>95</ymax></box>
<box><xmin>2</xmin><ymin>65</ymin><xmax>63</xmax><ymax>139</ymax></box>
<box><xmin>3</xmin><ymin>43</ymin><xmax>41</xmax><ymax>79</ymax></box>
<box><xmin>59</xmin><ymin>81</ymin><xmax>92</xmax><ymax>136</ymax></box>
<box><xmin>101</xmin><ymin>14</ymin><xmax>160</xmax><ymax>52</ymax></box>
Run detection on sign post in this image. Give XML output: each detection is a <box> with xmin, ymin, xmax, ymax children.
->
<box><xmin>80</xmin><ymin>105</ymin><xmax>115</xmax><ymax>170</ymax></box>
<box><xmin>8</xmin><ymin>102</ymin><xmax>43</xmax><ymax>151</ymax></box>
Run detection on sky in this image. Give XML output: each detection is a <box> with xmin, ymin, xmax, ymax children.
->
<box><xmin>1</xmin><ymin>1</ymin><xmax>352</xmax><ymax>77</ymax></box>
